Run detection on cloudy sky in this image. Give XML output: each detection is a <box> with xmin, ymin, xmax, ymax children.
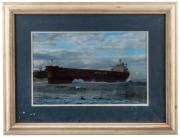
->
<box><xmin>32</xmin><ymin>31</ymin><xmax>148</xmax><ymax>80</ymax></box>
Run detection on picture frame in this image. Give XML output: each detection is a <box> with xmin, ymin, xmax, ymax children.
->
<box><xmin>3</xmin><ymin>2</ymin><xmax>177</xmax><ymax>135</ymax></box>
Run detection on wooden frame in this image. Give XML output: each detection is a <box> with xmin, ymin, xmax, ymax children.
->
<box><xmin>3</xmin><ymin>2</ymin><xmax>178</xmax><ymax>135</ymax></box>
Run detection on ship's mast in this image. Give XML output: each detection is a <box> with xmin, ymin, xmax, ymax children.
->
<box><xmin>119</xmin><ymin>59</ymin><xmax>121</xmax><ymax>65</ymax></box>
<box><xmin>51</xmin><ymin>59</ymin><xmax>53</xmax><ymax>66</ymax></box>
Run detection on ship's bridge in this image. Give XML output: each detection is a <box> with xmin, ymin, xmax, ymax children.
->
<box><xmin>111</xmin><ymin>60</ymin><xmax>128</xmax><ymax>73</ymax></box>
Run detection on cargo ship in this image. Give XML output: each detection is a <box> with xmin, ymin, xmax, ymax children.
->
<box><xmin>45</xmin><ymin>60</ymin><xmax>130</xmax><ymax>84</ymax></box>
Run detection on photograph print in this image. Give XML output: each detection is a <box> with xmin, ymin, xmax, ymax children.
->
<box><xmin>32</xmin><ymin>31</ymin><xmax>148</xmax><ymax>106</ymax></box>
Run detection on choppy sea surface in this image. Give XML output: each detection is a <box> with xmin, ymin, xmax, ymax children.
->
<box><xmin>33</xmin><ymin>79</ymin><xmax>147</xmax><ymax>105</ymax></box>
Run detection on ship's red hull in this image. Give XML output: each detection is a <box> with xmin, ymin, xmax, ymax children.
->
<box><xmin>45</xmin><ymin>66</ymin><xmax>130</xmax><ymax>84</ymax></box>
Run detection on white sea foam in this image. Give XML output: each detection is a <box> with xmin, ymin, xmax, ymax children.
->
<box><xmin>72</xmin><ymin>79</ymin><xmax>85</xmax><ymax>83</ymax></box>
<box><xmin>126</xmin><ymin>78</ymin><xmax>132</xmax><ymax>82</ymax></box>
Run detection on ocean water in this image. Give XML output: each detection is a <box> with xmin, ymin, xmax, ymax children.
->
<box><xmin>33</xmin><ymin>79</ymin><xmax>147</xmax><ymax>105</ymax></box>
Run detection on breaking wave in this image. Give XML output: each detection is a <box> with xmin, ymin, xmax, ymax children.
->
<box><xmin>71</xmin><ymin>78</ymin><xmax>138</xmax><ymax>84</ymax></box>
<box><xmin>72</xmin><ymin>79</ymin><xmax>85</xmax><ymax>83</ymax></box>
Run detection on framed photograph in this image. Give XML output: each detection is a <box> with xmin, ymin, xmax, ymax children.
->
<box><xmin>3</xmin><ymin>2</ymin><xmax>177</xmax><ymax>135</ymax></box>
<box><xmin>32</xmin><ymin>31</ymin><xmax>149</xmax><ymax>106</ymax></box>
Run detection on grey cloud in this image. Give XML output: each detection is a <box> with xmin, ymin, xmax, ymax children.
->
<box><xmin>32</xmin><ymin>32</ymin><xmax>147</xmax><ymax>51</ymax></box>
